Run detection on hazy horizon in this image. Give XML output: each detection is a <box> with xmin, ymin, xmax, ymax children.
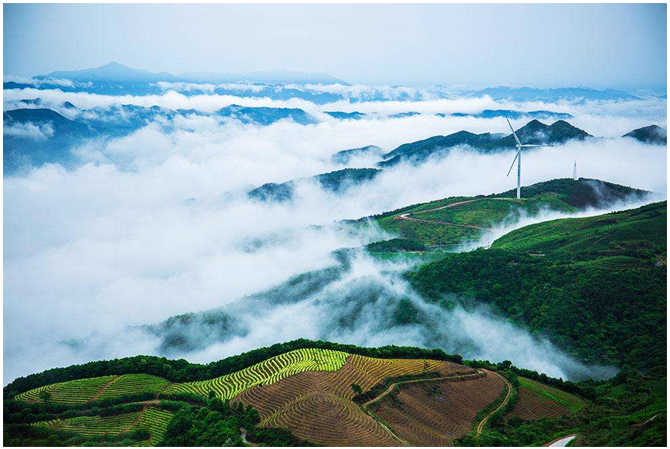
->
<box><xmin>4</xmin><ymin>3</ymin><xmax>667</xmax><ymax>91</ymax></box>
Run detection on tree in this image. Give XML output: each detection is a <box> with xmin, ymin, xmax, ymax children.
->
<box><xmin>351</xmin><ymin>383</ymin><xmax>362</xmax><ymax>394</ymax></box>
<box><xmin>38</xmin><ymin>390</ymin><xmax>52</xmax><ymax>405</ymax></box>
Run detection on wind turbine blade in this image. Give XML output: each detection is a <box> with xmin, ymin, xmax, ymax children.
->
<box><xmin>520</xmin><ymin>144</ymin><xmax>545</xmax><ymax>148</ymax></box>
<box><xmin>506</xmin><ymin>149</ymin><xmax>520</xmax><ymax>177</ymax></box>
<box><xmin>505</xmin><ymin>117</ymin><xmax>522</xmax><ymax>147</ymax></box>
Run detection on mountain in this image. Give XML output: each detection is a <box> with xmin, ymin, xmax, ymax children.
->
<box><xmin>3</xmin><ymin>108</ymin><xmax>95</xmax><ymax>173</ymax></box>
<box><xmin>7</xmin><ymin>339</ymin><xmax>626</xmax><ymax>447</ymax></box>
<box><xmin>248</xmin><ymin>168</ymin><xmax>382</xmax><ymax>202</ymax></box>
<box><xmin>2</xmin><ymin>104</ymin><xmax>324</xmax><ymax>174</ymax></box>
<box><xmin>488</xmin><ymin>119</ymin><xmax>590</xmax><ymax>149</ymax></box>
<box><xmin>379</xmin><ymin>120</ymin><xmax>591</xmax><ymax>167</ymax></box>
<box><xmin>181</xmin><ymin>69</ymin><xmax>348</xmax><ymax>85</ymax></box>
<box><xmin>409</xmin><ymin>200</ymin><xmax>666</xmax><ymax>374</ymax></box>
<box><xmin>371</xmin><ymin>178</ymin><xmax>647</xmax><ymax>247</ymax></box>
<box><xmin>331</xmin><ymin>145</ymin><xmax>384</xmax><ymax>164</ymax></box>
<box><xmin>380</xmin><ymin>131</ymin><xmax>499</xmax><ymax>167</ymax></box>
<box><xmin>623</xmin><ymin>125</ymin><xmax>667</xmax><ymax>145</ymax></box>
<box><xmin>42</xmin><ymin>61</ymin><xmax>180</xmax><ymax>83</ymax></box>
<box><xmin>474</xmin><ymin>86</ymin><xmax>640</xmax><ymax>102</ymax></box>
<box><xmin>324</xmin><ymin>111</ymin><xmax>367</xmax><ymax>120</ymax></box>
<box><xmin>215</xmin><ymin>104</ymin><xmax>316</xmax><ymax>125</ymax></box>
<box><xmin>451</xmin><ymin>109</ymin><xmax>573</xmax><ymax>120</ymax></box>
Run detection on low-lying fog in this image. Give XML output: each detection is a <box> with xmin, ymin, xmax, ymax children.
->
<box><xmin>3</xmin><ymin>91</ymin><xmax>667</xmax><ymax>384</ymax></box>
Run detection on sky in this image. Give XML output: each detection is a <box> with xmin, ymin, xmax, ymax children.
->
<box><xmin>3</xmin><ymin>3</ymin><xmax>667</xmax><ymax>90</ymax></box>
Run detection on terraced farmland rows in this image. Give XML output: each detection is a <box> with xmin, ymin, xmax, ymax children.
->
<box><xmin>131</xmin><ymin>408</ymin><xmax>174</xmax><ymax>447</ymax></box>
<box><xmin>239</xmin><ymin>355</ymin><xmax>468</xmax><ymax>419</ymax></box>
<box><xmin>265</xmin><ymin>393</ymin><xmax>400</xmax><ymax>446</ymax></box>
<box><xmin>96</xmin><ymin>374</ymin><xmax>169</xmax><ymax>401</ymax></box>
<box><xmin>16</xmin><ymin>375</ymin><xmax>117</xmax><ymax>405</ymax></box>
<box><xmin>237</xmin><ymin>355</ymin><xmax>472</xmax><ymax>446</ymax></box>
<box><xmin>34</xmin><ymin>412</ymin><xmax>141</xmax><ymax>437</ymax></box>
<box><xmin>166</xmin><ymin>348</ymin><xmax>347</xmax><ymax>400</ymax></box>
<box><xmin>369</xmin><ymin>371</ymin><xmax>506</xmax><ymax>446</ymax></box>
<box><xmin>506</xmin><ymin>377</ymin><xmax>585</xmax><ymax>421</ymax></box>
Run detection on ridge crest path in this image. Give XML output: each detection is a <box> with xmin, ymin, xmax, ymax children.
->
<box><xmin>361</xmin><ymin>369</ymin><xmax>487</xmax><ymax>446</ymax></box>
<box><xmin>476</xmin><ymin>372</ymin><xmax>513</xmax><ymax>436</ymax></box>
<box><xmin>393</xmin><ymin>199</ymin><xmax>494</xmax><ymax>231</ymax></box>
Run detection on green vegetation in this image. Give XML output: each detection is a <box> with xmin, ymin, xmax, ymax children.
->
<box><xmin>96</xmin><ymin>375</ymin><xmax>170</xmax><ymax>402</ymax></box>
<box><xmin>379</xmin><ymin>120</ymin><xmax>590</xmax><ymax>166</ymax></box>
<box><xmin>161</xmin><ymin>397</ymin><xmax>312</xmax><ymax>446</ymax></box>
<box><xmin>5</xmin><ymin>339</ymin><xmax>462</xmax><ymax>400</ymax></box>
<box><xmin>352</xmin><ymin>372</ymin><xmax>442</xmax><ymax>405</ymax></box>
<box><xmin>365</xmin><ymin>238</ymin><xmax>426</xmax><ymax>253</ymax></box>
<box><xmin>4</xmin><ymin>339</ymin><xmax>666</xmax><ymax>446</ymax></box>
<box><xmin>134</xmin><ymin>408</ymin><xmax>174</xmax><ymax>447</ymax></box>
<box><xmin>490</xmin><ymin>178</ymin><xmax>646</xmax><ymax>208</ymax></box>
<box><xmin>166</xmin><ymin>348</ymin><xmax>348</xmax><ymax>400</ymax></box>
<box><xmin>409</xmin><ymin>202</ymin><xmax>667</xmax><ymax>372</ymax></box>
<box><xmin>3</xmin><ymin>343</ymin><xmax>463</xmax><ymax>447</ymax></box>
<box><xmin>249</xmin><ymin>168</ymin><xmax>381</xmax><ymax>202</ymax></box>
<box><xmin>366</xmin><ymin>179</ymin><xmax>646</xmax><ymax>247</ymax></box>
<box><xmin>378</xmin><ymin>216</ymin><xmax>482</xmax><ymax>246</ymax></box>
<box><xmin>418</xmin><ymin>197</ymin><xmax>573</xmax><ymax>229</ymax></box>
<box><xmin>457</xmin><ymin>373</ymin><xmax>666</xmax><ymax>447</ymax></box>
<box><xmin>517</xmin><ymin>377</ymin><xmax>585</xmax><ymax>413</ymax></box>
<box><xmin>15</xmin><ymin>376</ymin><xmax>117</xmax><ymax>405</ymax></box>
<box><xmin>34</xmin><ymin>412</ymin><xmax>142</xmax><ymax>438</ymax></box>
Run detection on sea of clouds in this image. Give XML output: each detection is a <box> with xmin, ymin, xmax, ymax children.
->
<box><xmin>3</xmin><ymin>86</ymin><xmax>667</xmax><ymax>383</ymax></box>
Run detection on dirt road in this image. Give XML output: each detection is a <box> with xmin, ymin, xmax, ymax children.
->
<box><xmin>393</xmin><ymin>199</ymin><xmax>493</xmax><ymax>231</ymax></box>
<box><xmin>360</xmin><ymin>369</ymin><xmax>486</xmax><ymax>446</ymax></box>
<box><xmin>476</xmin><ymin>372</ymin><xmax>513</xmax><ymax>436</ymax></box>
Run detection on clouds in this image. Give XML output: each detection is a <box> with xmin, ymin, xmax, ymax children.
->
<box><xmin>4</xmin><ymin>86</ymin><xmax>667</xmax><ymax>136</ymax></box>
<box><xmin>3</xmin><ymin>121</ymin><xmax>54</xmax><ymax>140</ymax></box>
<box><xmin>3</xmin><ymin>90</ymin><xmax>667</xmax><ymax>384</ymax></box>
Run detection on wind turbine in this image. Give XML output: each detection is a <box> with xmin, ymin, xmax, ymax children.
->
<box><xmin>505</xmin><ymin>118</ymin><xmax>546</xmax><ymax>199</ymax></box>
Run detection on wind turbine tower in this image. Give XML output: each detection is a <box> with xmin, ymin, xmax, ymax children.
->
<box><xmin>505</xmin><ymin>118</ymin><xmax>547</xmax><ymax>199</ymax></box>
<box><xmin>573</xmin><ymin>161</ymin><xmax>577</xmax><ymax>180</ymax></box>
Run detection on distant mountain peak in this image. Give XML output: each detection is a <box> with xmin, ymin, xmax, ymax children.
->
<box><xmin>42</xmin><ymin>62</ymin><xmax>180</xmax><ymax>83</ymax></box>
<box><xmin>623</xmin><ymin>124</ymin><xmax>667</xmax><ymax>145</ymax></box>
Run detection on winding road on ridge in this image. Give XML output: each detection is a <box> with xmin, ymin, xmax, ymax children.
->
<box><xmin>360</xmin><ymin>369</ymin><xmax>497</xmax><ymax>446</ymax></box>
<box><xmin>476</xmin><ymin>372</ymin><xmax>513</xmax><ymax>436</ymax></box>
<box><xmin>393</xmin><ymin>199</ymin><xmax>494</xmax><ymax>231</ymax></box>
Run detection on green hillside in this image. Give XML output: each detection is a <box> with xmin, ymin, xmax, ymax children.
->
<box><xmin>2</xmin><ymin>342</ymin><xmax>461</xmax><ymax>447</ymax></box>
<box><xmin>408</xmin><ymin>201</ymin><xmax>667</xmax><ymax>373</ymax></box>
<box><xmin>623</xmin><ymin>125</ymin><xmax>667</xmax><ymax>145</ymax></box>
<box><xmin>248</xmin><ymin>168</ymin><xmax>381</xmax><ymax>202</ymax></box>
<box><xmin>379</xmin><ymin>120</ymin><xmax>590</xmax><ymax>166</ymax></box>
<box><xmin>366</xmin><ymin>178</ymin><xmax>646</xmax><ymax>249</ymax></box>
<box><xmin>4</xmin><ymin>340</ymin><xmax>665</xmax><ymax>447</ymax></box>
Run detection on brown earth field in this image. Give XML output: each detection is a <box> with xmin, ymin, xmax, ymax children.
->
<box><xmin>235</xmin><ymin>354</ymin><xmax>495</xmax><ymax>446</ymax></box>
<box><xmin>368</xmin><ymin>369</ymin><xmax>505</xmax><ymax>447</ymax></box>
<box><xmin>505</xmin><ymin>378</ymin><xmax>583</xmax><ymax>421</ymax></box>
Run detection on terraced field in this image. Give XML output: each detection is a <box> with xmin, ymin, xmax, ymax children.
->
<box><xmin>267</xmin><ymin>392</ymin><xmax>400</xmax><ymax>446</ymax></box>
<box><xmin>166</xmin><ymin>348</ymin><xmax>348</xmax><ymax>400</ymax></box>
<box><xmin>33</xmin><ymin>412</ymin><xmax>141</xmax><ymax>437</ymax></box>
<box><xmin>237</xmin><ymin>354</ymin><xmax>472</xmax><ymax>445</ymax></box>
<box><xmin>369</xmin><ymin>370</ymin><xmax>506</xmax><ymax>446</ymax></box>
<box><xmin>131</xmin><ymin>408</ymin><xmax>174</xmax><ymax>447</ymax></box>
<box><xmin>507</xmin><ymin>377</ymin><xmax>586</xmax><ymax>421</ymax></box>
<box><xmin>96</xmin><ymin>374</ymin><xmax>170</xmax><ymax>401</ymax></box>
<box><xmin>16</xmin><ymin>375</ymin><xmax>118</xmax><ymax>405</ymax></box>
<box><xmin>32</xmin><ymin>407</ymin><xmax>173</xmax><ymax>447</ymax></box>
